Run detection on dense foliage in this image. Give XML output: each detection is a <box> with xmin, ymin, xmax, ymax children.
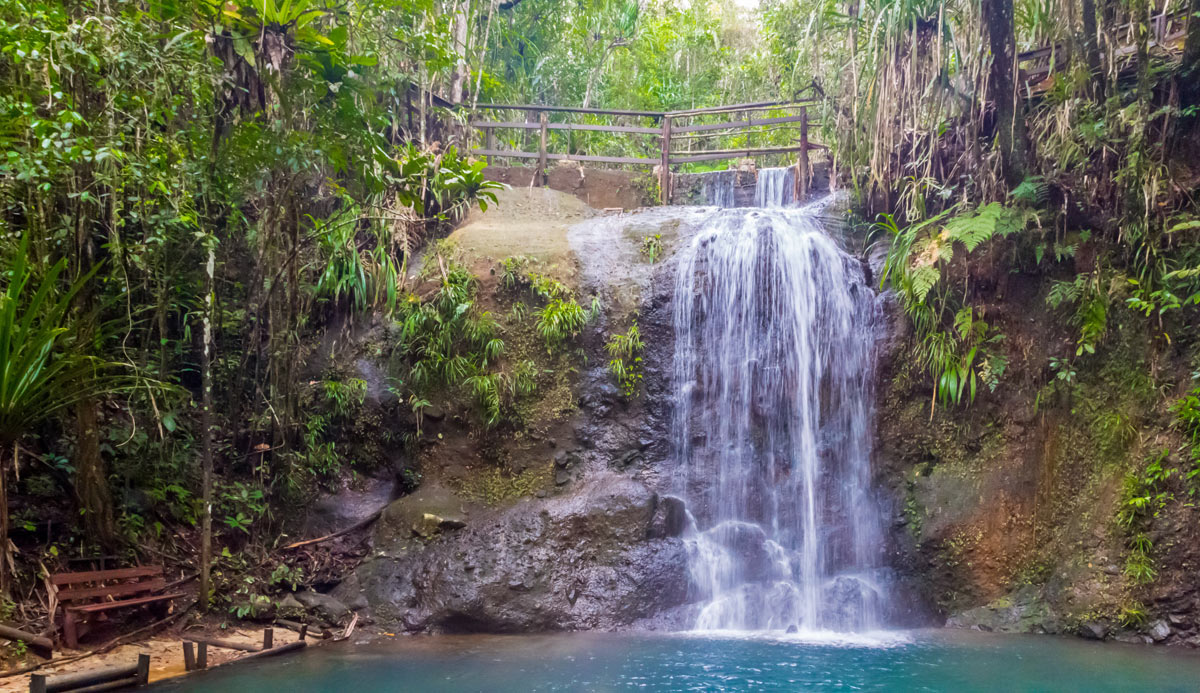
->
<box><xmin>0</xmin><ymin>0</ymin><xmax>1198</xmax><ymax>654</ymax></box>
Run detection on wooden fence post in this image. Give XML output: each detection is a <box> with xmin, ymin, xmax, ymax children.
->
<box><xmin>798</xmin><ymin>106</ymin><xmax>810</xmax><ymax>200</ymax></box>
<box><xmin>659</xmin><ymin>115</ymin><xmax>672</xmax><ymax>204</ymax></box>
<box><xmin>182</xmin><ymin>641</ymin><xmax>196</xmax><ymax>672</ymax></box>
<box><xmin>263</xmin><ymin>627</ymin><xmax>274</xmax><ymax>651</ymax></box>
<box><xmin>485</xmin><ymin>126</ymin><xmax>495</xmax><ymax>165</ymax></box>
<box><xmin>197</xmin><ymin>642</ymin><xmax>208</xmax><ymax>670</ymax></box>
<box><xmin>136</xmin><ymin>653</ymin><xmax>150</xmax><ymax>685</ymax></box>
<box><xmin>537</xmin><ymin>112</ymin><xmax>548</xmax><ymax>185</ymax></box>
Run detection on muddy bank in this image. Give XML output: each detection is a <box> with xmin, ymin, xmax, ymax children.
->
<box><xmin>875</xmin><ymin>264</ymin><xmax>1200</xmax><ymax>645</ymax></box>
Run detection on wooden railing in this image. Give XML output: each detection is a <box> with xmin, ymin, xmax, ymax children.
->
<box><xmin>1018</xmin><ymin>8</ymin><xmax>1191</xmax><ymax>85</ymax></box>
<box><xmin>467</xmin><ymin>99</ymin><xmax>822</xmax><ymax>203</ymax></box>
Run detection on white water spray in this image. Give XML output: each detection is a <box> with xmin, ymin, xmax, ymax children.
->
<box><xmin>671</xmin><ymin>199</ymin><xmax>888</xmax><ymax>633</ymax></box>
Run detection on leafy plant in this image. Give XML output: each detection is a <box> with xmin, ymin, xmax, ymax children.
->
<box><xmin>640</xmin><ymin>234</ymin><xmax>663</xmax><ymax>263</ymax></box>
<box><xmin>605</xmin><ymin>321</ymin><xmax>644</xmax><ymax>397</ymax></box>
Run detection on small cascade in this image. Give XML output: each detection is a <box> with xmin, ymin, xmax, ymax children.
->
<box><xmin>703</xmin><ymin>170</ymin><xmax>737</xmax><ymax>208</ymax></box>
<box><xmin>754</xmin><ymin>167</ymin><xmax>796</xmax><ymax>208</ymax></box>
<box><xmin>671</xmin><ymin>203</ymin><xmax>889</xmax><ymax>634</ymax></box>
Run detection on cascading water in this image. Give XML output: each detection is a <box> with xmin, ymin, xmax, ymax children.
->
<box><xmin>703</xmin><ymin>170</ymin><xmax>737</xmax><ymax>208</ymax></box>
<box><xmin>671</xmin><ymin>199</ymin><xmax>889</xmax><ymax>634</ymax></box>
<box><xmin>754</xmin><ymin>167</ymin><xmax>796</xmax><ymax>208</ymax></box>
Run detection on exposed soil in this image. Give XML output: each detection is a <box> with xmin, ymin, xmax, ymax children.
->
<box><xmin>483</xmin><ymin>164</ymin><xmax>652</xmax><ymax>211</ymax></box>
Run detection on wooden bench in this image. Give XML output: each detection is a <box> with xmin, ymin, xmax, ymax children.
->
<box><xmin>49</xmin><ymin>566</ymin><xmax>184</xmax><ymax>649</ymax></box>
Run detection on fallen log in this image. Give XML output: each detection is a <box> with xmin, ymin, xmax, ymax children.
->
<box><xmin>182</xmin><ymin>635</ymin><xmax>262</xmax><ymax>652</ymax></box>
<box><xmin>229</xmin><ymin>640</ymin><xmax>306</xmax><ymax>663</ymax></box>
<box><xmin>29</xmin><ymin>653</ymin><xmax>148</xmax><ymax>693</ymax></box>
<box><xmin>0</xmin><ymin>624</ymin><xmax>52</xmax><ymax>657</ymax></box>
<box><xmin>275</xmin><ymin>619</ymin><xmax>329</xmax><ymax>640</ymax></box>
<box><xmin>281</xmin><ymin>510</ymin><xmax>382</xmax><ymax>550</ymax></box>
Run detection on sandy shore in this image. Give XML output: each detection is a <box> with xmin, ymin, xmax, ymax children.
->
<box><xmin>1</xmin><ymin>625</ymin><xmax>309</xmax><ymax>692</ymax></box>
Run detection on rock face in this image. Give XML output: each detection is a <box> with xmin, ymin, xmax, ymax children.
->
<box><xmin>342</xmin><ymin>473</ymin><xmax>689</xmax><ymax>633</ymax></box>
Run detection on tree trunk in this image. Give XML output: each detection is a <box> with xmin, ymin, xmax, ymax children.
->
<box><xmin>982</xmin><ymin>0</ymin><xmax>1032</xmax><ymax>185</ymax></box>
<box><xmin>1080</xmin><ymin>0</ymin><xmax>1103</xmax><ymax>99</ymax></box>
<box><xmin>0</xmin><ymin>444</ymin><xmax>9</xmax><ymax>597</ymax></box>
<box><xmin>449</xmin><ymin>2</ymin><xmax>470</xmax><ymax>104</ymax></box>
<box><xmin>75</xmin><ymin>399</ymin><xmax>118</xmax><ymax>548</ymax></box>
<box><xmin>73</xmin><ymin>208</ymin><xmax>118</xmax><ymax>549</ymax></box>
<box><xmin>198</xmin><ymin>241</ymin><xmax>216</xmax><ymax>612</ymax></box>
<box><xmin>1181</xmin><ymin>0</ymin><xmax>1200</xmax><ymax>118</ymax></box>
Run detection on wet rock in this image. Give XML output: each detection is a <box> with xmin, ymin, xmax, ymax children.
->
<box><xmin>945</xmin><ymin>586</ymin><xmax>1061</xmax><ymax>634</ymax></box>
<box><xmin>352</xmin><ymin>473</ymin><xmax>689</xmax><ymax>633</ymax></box>
<box><xmin>555</xmin><ymin>469</ymin><xmax>571</xmax><ymax>485</ymax></box>
<box><xmin>1078</xmin><ymin>622</ymin><xmax>1108</xmax><ymax>640</ymax></box>
<box><xmin>1148</xmin><ymin>619</ymin><xmax>1171</xmax><ymax>642</ymax></box>
<box><xmin>1114</xmin><ymin>632</ymin><xmax>1153</xmax><ymax>645</ymax></box>
<box><xmin>573</xmin><ymin>424</ymin><xmax>597</xmax><ymax>449</ymax></box>
<box><xmin>786</xmin><ymin>624</ymin><xmax>798</xmax><ymax>634</ymax></box>
<box><xmin>822</xmin><ymin>576</ymin><xmax>883</xmax><ymax>631</ymax></box>
<box><xmin>303</xmin><ymin>475</ymin><xmax>395</xmax><ymax>537</ymax></box>
<box><xmin>701</xmin><ymin>522</ymin><xmax>779</xmax><ymax>583</ymax></box>
<box><xmin>330</xmin><ymin>574</ymin><xmax>369</xmax><ymax>612</ymax></box>
<box><xmin>1168</xmin><ymin>613</ymin><xmax>1189</xmax><ymax>626</ymax></box>
<box><xmin>613</xmin><ymin>449</ymin><xmax>642</xmax><ymax>470</ymax></box>
<box><xmin>424</xmin><ymin>405</ymin><xmax>446</xmax><ymax>421</ymax></box>
<box><xmin>295</xmin><ymin>590</ymin><xmax>351</xmax><ymax>626</ymax></box>
<box><xmin>648</xmin><ymin>495</ymin><xmax>688</xmax><ymax>539</ymax></box>
<box><xmin>374</xmin><ymin>483</ymin><xmax>467</xmax><ymax>554</ymax></box>
<box><xmin>231</xmin><ymin>596</ymin><xmax>276</xmax><ymax>622</ymax></box>
<box><xmin>276</xmin><ymin>593</ymin><xmax>307</xmax><ymax>621</ymax></box>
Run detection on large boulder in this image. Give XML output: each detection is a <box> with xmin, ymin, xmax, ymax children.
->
<box><xmin>349</xmin><ymin>473</ymin><xmax>689</xmax><ymax>633</ymax></box>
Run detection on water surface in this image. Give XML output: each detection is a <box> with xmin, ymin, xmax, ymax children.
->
<box><xmin>151</xmin><ymin>630</ymin><xmax>1200</xmax><ymax>692</ymax></box>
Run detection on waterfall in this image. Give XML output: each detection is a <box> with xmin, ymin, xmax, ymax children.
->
<box><xmin>671</xmin><ymin>204</ymin><xmax>888</xmax><ymax>633</ymax></box>
<box><xmin>754</xmin><ymin>167</ymin><xmax>796</xmax><ymax>208</ymax></box>
<box><xmin>703</xmin><ymin>171</ymin><xmax>736</xmax><ymax>208</ymax></box>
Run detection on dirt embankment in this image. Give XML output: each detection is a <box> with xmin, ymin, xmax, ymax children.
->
<box><xmin>876</xmin><ymin>266</ymin><xmax>1200</xmax><ymax>645</ymax></box>
<box><xmin>484</xmin><ymin>164</ymin><xmax>653</xmax><ymax>211</ymax></box>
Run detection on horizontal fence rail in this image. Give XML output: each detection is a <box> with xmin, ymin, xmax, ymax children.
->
<box><xmin>467</xmin><ymin>98</ymin><xmax>823</xmax><ymax>203</ymax></box>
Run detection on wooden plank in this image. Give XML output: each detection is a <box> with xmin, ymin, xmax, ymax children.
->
<box><xmin>669</xmin><ymin>145</ymin><xmax>813</xmax><ymax>163</ymax></box>
<box><xmin>183</xmin><ymin>634</ymin><xmax>262</xmax><ymax>652</ymax></box>
<box><xmin>537</xmin><ymin>112</ymin><xmax>548</xmax><ymax>183</ymax></box>
<box><xmin>546</xmin><ymin>153</ymin><xmax>655</xmax><ymax>165</ymax></box>
<box><xmin>672</xmin><ymin>114</ymin><xmax>808</xmax><ymax>135</ymax></box>
<box><xmin>32</xmin><ymin>659</ymin><xmax>139</xmax><ymax>692</ymax></box>
<box><xmin>50</xmin><ymin>566</ymin><xmax>162</xmax><ymax>586</ymax></box>
<box><xmin>69</xmin><ymin>591</ymin><xmax>184</xmax><ymax>614</ymax></box>
<box><xmin>276</xmin><ymin>618</ymin><xmax>329</xmax><ymax>639</ymax></box>
<box><xmin>471</xmin><ymin>150</ymin><xmax>656</xmax><ymax>165</ymax></box>
<box><xmin>472</xmin><ymin>103</ymin><xmax>662</xmax><ymax>118</ymax></box>
<box><xmin>57</xmin><ymin>577</ymin><xmax>165</xmax><ymax>603</ymax></box>
<box><xmin>660</xmin><ymin>116</ymin><xmax>672</xmax><ymax>204</ymax></box>
<box><xmin>50</xmin><ymin>675</ymin><xmax>140</xmax><ymax>693</ymax></box>
<box><xmin>471</xmin><ymin>121</ymin><xmax>659</xmax><ymax>135</ymax></box>
<box><xmin>471</xmin><ymin>120</ymin><xmax>540</xmax><ymax>130</ymax></box>
<box><xmin>471</xmin><ymin>149</ymin><xmax>540</xmax><ymax>159</ymax></box>
<box><xmin>234</xmin><ymin>640</ymin><xmax>306</xmax><ymax>663</ymax></box>
<box><xmin>667</xmin><ymin>99</ymin><xmax>818</xmax><ymax>117</ymax></box>
<box><xmin>549</xmin><ymin>122</ymin><xmax>660</xmax><ymax>135</ymax></box>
